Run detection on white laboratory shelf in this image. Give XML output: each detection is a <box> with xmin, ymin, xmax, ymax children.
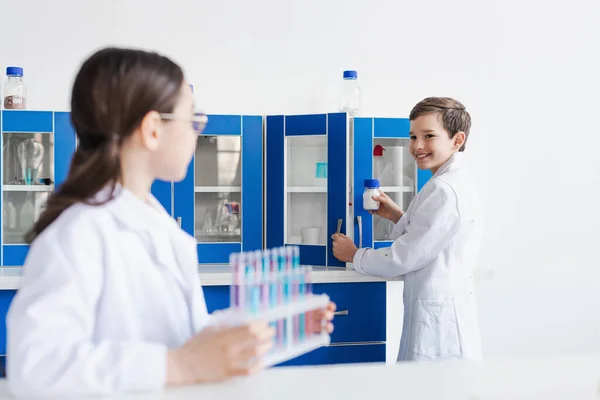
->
<box><xmin>194</xmin><ymin>186</ymin><xmax>241</xmax><ymax>193</ymax></box>
<box><xmin>286</xmin><ymin>186</ymin><xmax>327</xmax><ymax>193</ymax></box>
<box><xmin>3</xmin><ymin>184</ymin><xmax>54</xmax><ymax>192</ymax></box>
<box><xmin>379</xmin><ymin>186</ymin><xmax>414</xmax><ymax>193</ymax></box>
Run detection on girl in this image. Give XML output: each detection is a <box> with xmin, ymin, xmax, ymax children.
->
<box><xmin>6</xmin><ymin>47</ymin><xmax>335</xmax><ymax>397</ymax></box>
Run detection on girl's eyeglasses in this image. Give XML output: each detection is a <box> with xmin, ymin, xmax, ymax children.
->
<box><xmin>159</xmin><ymin>112</ymin><xmax>208</xmax><ymax>134</ymax></box>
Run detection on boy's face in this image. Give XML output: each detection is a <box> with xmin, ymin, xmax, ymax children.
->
<box><xmin>409</xmin><ymin>113</ymin><xmax>465</xmax><ymax>174</ymax></box>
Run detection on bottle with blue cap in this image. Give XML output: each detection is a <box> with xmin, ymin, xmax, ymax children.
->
<box><xmin>363</xmin><ymin>178</ymin><xmax>381</xmax><ymax>211</ymax></box>
<box><xmin>338</xmin><ymin>70</ymin><xmax>361</xmax><ymax>116</ymax></box>
<box><xmin>3</xmin><ymin>66</ymin><xmax>26</xmax><ymax>110</ymax></box>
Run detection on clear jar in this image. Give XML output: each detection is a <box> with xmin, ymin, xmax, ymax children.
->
<box><xmin>4</xmin><ymin>67</ymin><xmax>26</xmax><ymax>110</ymax></box>
<box><xmin>338</xmin><ymin>70</ymin><xmax>361</xmax><ymax>116</ymax></box>
<box><xmin>363</xmin><ymin>179</ymin><xmax>380</xmax><ymax>210</ymax></box>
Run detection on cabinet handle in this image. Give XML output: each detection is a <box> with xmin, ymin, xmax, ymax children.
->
<box><xmin>334</xmin><ymin>310</ymin><xmax>349</xmax><ymax>316</ymax></box>
<box><xmin>176</xmin><ymin>217</ymin><xmax>182</xmax><ymax>228</ymax></box>
<box><xmin>356</xmin><ymin>216</ymin><xmax>362</xmax><ymax>248</ymax></box>
<box><xmin>336</xmin><ymin>218</ymin><xmax>343</xmax><ymax>234</ymax></box>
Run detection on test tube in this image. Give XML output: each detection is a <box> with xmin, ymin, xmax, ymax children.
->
<box><xmin>261</xmin><ymin>249</ymin><xmax>271</xmax><ymax>310</ymax></box>
<box><xmin>237</xmin><ymin>253</ymin><xmax>247</xmax><ymax>310</ymax></box>
<box><xmin>230</xmin><ymin>253</ymin><xmax>239</xmax><ymax>309</ymax></box>
<box><xmin>305</xmin><ymin>266</ymin><xmax>313</xmax><ymax>338</ymax></box>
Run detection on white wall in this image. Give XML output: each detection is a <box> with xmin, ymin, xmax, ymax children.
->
<box><xmin>2</xmin><ymin>0</ymin><xmax>600</xmax><ymax>361</ymax></box>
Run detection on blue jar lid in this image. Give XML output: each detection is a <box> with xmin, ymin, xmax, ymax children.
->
<box><xmin>6</xmin><ymin>67</ymin><xmax>23</xmax><ymax>77</ymax></box>
<box><xmin>343</xmin><ymin>70</ymin><xmax>357</xmax><ymax>79</ymax></box>
<box><xmin>364</xmin><ymin>179</ymin><xmax>380</xmax><ymax>188</ymax></box>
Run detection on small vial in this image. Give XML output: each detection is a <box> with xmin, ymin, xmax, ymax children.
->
<box><xmin>237</xmin><ymin>253</ymin><xmax>247</xmax><ymax>310</ymax></box>
<box><xmin>363</xmin><ymin>179</ymin><xmax>381</xmax><ymax>210</ymax></box>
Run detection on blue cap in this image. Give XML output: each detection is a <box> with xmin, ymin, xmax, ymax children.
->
<box><xmin>343</xmin><ymin>70</ymin><xmax>357</xmax><ymax>79</ymax></box>
<box><xmin>6</xmin><ymin>67</ymin><xmax>23</xmax><ymax>77</ymax></box>
<box><xmin>364</xmin><ymin>179</ymin><xmax>380</xmax><ymax>188</ymax></box>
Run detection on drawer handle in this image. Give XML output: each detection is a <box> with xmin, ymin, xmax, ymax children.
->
<box><xmin>334</xmin><ymin>310</ymin><xmax>349</xmax><ymax>316</ymax></box>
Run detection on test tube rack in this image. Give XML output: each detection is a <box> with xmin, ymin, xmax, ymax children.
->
<box><xmin>211</xmin><ymin>293</ymin><xmax>331</xmax><ymax>367</ymax></box>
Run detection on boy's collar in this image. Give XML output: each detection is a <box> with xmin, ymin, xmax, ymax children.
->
<box><xmin>433</xmin><ymin>152</ymin><xmax>464</xmax><ymax>177</ymax></box>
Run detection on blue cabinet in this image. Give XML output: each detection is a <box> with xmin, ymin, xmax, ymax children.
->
<box><xmin>203</xmin><ymin>282</ymin><xmax>387</xmax><ymax>366</ymax></box>
<box><xmin>166</xmin><ymin>114</ymin><xmax>263</xmax><ymax>265</ymax></box>
<box><xmin>1</xmin><ymin>111</ymin><xmax>76</xmax><ymax>266</ymax></box>
<box><xmin>265</xmin><ymin>113</ymin><xmax>348</xmax><ymax>267</ymax></box>
<box><xmin>353</xmin><ymin>117</ymin><xmax>432</xmax><ymax>250</ymax></box>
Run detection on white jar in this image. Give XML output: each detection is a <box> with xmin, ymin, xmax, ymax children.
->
<box><xmin>363</xmin><ymin>179</ymin><xmax>381</xmax><ymax>210</ymax></box>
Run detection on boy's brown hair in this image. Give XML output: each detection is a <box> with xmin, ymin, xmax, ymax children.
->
<box><xmin>409</xmin><ymin>97</ymin><xmax>471</xmax><ymax>152</ymax></box>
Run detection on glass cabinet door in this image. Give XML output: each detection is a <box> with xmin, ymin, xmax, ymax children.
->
<box><xmin>194</xmin><ymin>135</ymin><xmax>242</xmax><ymax>243</ymax></box>
<box><xmin>286</xmin><ymin>135</ymin><xmax>327</xmax><ymax>246</ymax></box>
<box><xmin>2</xmin><ymin>132</ymin><xmax>54</xmax><ymax>244</ymax></box>
<box><xmin>371</xmin><ymin>138</ymin><xmax>416</xmax><ymax>241</ymax></box>
<box><xmin>353</xmin><ymin>117</ymin><xmax>431</xmax><ymax>250</ymax></box>
<box><xmin>267</xmin><ymin>113</ymin><xmax>348</xmax><ymax>267</ymax></box>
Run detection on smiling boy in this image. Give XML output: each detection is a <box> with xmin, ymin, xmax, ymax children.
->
<box><xmin>332</xmin><ymin>97</ymin><xmax>484</xmax><ymax>361</ymax></box>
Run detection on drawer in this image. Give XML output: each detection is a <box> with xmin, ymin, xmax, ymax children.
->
<box><xmin>202</xmin><ymin>283</ymin><xmax>386</xmax><ymax>344</ymax></box>
<box><xmin>276</xmin><ymin>342</ymin><xmax>385</xmax><ymax>367</ymax></box>
<box><xmin>313</xmin><ymin>282</ymin><xmax>386</xmax><ymax>343</ymax></box>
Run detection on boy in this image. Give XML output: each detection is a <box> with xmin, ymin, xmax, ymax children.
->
<box><xmin>332</xmin><ymin>97</ymin><xmax>484</xmax><ymax>361</ymax></box>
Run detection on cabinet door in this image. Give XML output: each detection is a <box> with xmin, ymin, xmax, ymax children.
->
<box><xmin>353</xmin><ymin>117</ymin><xmax>432</xmax><ymax>250</ymax></box>
<box><xmin>174</xmin><ymin>115</ymin><xmax>262</xmax><ymax>265</ymax></box>
<box><xmin>1</xmin><ymin>111</ymin><xmax>75</xmax><ymax>266</ymax></box>
<box><xmin>266</xmin><ymin>113</ymin><xmax>348</xmax><ymax>267</ymax></box>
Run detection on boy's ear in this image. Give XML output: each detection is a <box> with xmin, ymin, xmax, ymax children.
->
<box><xmin>453</xmin><ymin>131</ymin><xmax>466</xmax><ymax>150</ymax></box>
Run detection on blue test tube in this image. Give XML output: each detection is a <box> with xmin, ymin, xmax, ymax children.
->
<box><xmin>261</xmin><ymin>249</ymin><xmax>271</xmax><ymax>310</ymax></box>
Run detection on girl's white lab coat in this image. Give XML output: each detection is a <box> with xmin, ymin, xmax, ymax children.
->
<box><xmin>353</xmin><ymin>152</ymin><xmax>484</xmax><ymax>362</ymax></box>
<box><xmin>6</xmin><ymin>185</ymin><xmax>210</xmax><ymax>396</ymax></box>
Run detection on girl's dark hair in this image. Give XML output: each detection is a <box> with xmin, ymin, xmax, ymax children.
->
<box><xmin>26</xmin><ymin>47</ymin><xmax>184</xmax><ymax>243</ymax></box>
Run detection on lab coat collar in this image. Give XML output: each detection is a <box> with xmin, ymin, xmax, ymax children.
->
<box><xmin>433</xmin><ymin>152</ymin><xmax>464</xmax><ymax>177</ymax></box>
<box><xmin>91</xmin><ymin>182</ymin><xmax>178</xmax><ymax>234</ymax></box>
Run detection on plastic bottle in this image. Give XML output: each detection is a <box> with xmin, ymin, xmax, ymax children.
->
<box><xmin>3</xmin><ymin>67</ymin><xmax>26</xmax><ymax>110</ymax></box>
<box><xmin>373</xmin><ymin>145</ymin><xmax>392</xmax><ymax>185</ymax></box>
<box><xmin>338</xmin><ymin>70</ymin><xmax>361</xmax><ymax>116</ymax></box>
<box><xmin>363</xmin><ymin>179</ymin><xmax>381</xmax><ymax>210</ymax></box>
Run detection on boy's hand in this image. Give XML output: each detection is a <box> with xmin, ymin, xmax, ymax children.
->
<box><xmin>370</xmin><ymin>190</ymin><xmax>404</xmax><ymax>224</ymax></box>
<box><xmin>331</xmin><ymin>233</ymin><xmax>358</xmax><ymax>263</ymax></box>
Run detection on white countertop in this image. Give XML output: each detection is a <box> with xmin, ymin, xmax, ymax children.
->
<box><xmin>0</xmin><ymin>265</ymin><xmax>493</xmax><ymax>290</ymax></box>
<box><xmin>0</xmin><ymin>352</ymin><xmax>597</xmax><ymax>399</ymax></box>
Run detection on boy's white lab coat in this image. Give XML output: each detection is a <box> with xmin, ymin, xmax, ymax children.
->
<box><xmin>6</xmin><ymin>185</ymin><xmax>209</xmax><ymax>396</ymax></box>
<box><xmin>353</xmin><ymin>152</ymin><xmax>484</xmax><ymax>361</ymax></box>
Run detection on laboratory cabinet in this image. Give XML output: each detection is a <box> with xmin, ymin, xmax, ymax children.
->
<box><xmin>152</xmin><ymin>114</ymin><xmax>264</xmax><ymax>265</ymax></box>
<box><xmin>265</xmin><ymin>113</ymin><xmax>432</xmax><ymax>261</ymax></box>
<box><xmin>0</xmin><ymin>111</ymin><xmax>76</xmax><ymax>266</ymax></box>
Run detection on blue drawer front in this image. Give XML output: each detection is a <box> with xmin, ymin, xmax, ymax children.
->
<box><xmin>314</xmin><ymin>282</ymin><xmax>386</xmax><ymax>343</ymax></box>
<box><xmin>277</xmin><ymin>343</ymin><xmax>385</xmax><ymax>367</ymax></box>
<box><xmin>0</xmin><ymin>291</ymin><xmax>16</xmax><ymax>355</ymax></box>
<box><xmin>374</xmin><ymin>241</ymin><xmax>393</xmax><ymax>249</ymax></box>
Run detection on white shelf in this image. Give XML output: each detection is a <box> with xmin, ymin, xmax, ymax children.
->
<box><xmin>379</xmin><ymin>186</ymin><xmax>414</xmax><ymax>193</ymax></box>
<box><xmin>194</xmin><ymin>186</ymin><xmax>241</xmax><ymax>193</ymax></box>
<box><xmin>287</xmin><ymin>186</ymin><xmax>327</xmax><ymax>193</ymax></box>
<box><xmin>3</xmin><ymin>184</ymin><xmax>54</xmax><ymax>192</ymax></box>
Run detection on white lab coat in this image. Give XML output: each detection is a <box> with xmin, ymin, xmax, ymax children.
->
<box><xmin>353</xmin><ymin>152</ymin><xmax>484</xmax><ymax>362</ymax></box>
<box><xmin>6</xmin><ymin>184</ymin><xmax>210</xmax><ymax>397</ymax></box>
